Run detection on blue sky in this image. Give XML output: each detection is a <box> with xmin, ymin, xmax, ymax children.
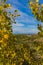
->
<box><xmin>7</xmin><ymin>0</ymin><xmax>42</xmax><ymax>34</ymax></box>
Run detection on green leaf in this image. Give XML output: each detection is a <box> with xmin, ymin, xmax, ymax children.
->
<box><xmin>14</xmin><ymin>10</ymin><xmax>18</xmax><ymax>12</ymax></box>
<box><xmin>17</xmin><ymin>14</ymin><xmax>20</xmax><ymax>16</ymax></box>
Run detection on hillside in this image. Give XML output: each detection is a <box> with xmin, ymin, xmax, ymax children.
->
<box><xmin>0</xmin><ymin>34</ymin><xmax>43</xmax><ymax>65</ymax></box>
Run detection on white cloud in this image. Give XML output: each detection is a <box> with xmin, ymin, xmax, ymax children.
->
<box><xmin>13</xmin><ymin>23</ymin><xmax>24</xmax><ymax>26</ymax></box>
<box><xmin>12</xmin><ymin>26</ymin><xmax>39</xmax><ymax>34</ymax></box>
<box><xmin>15</xmin><ymin>9</ymin><xmax>38</xmax><ymax>25</ymax></box>
<box><xmin>12</xmin><ymin>7</ymin><xmax>38</xmax><ymax>34</ymax></box>
<box><xmin>7</xmin><ymin>0</ymin><xmax>39</xmax><ymax>34</ymax></box>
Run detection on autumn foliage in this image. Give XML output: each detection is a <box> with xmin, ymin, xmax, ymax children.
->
<box><xmin>0</xmin><ymin>0</ymin><xmax>20</xmax><ymax>65</ymax></box>
<box><xmin>29</xmin><ymin>0</ymin><xmax>43</xmax><ymax>36</ymax></box>
<box><xmin>0</xmin><ymin>0</ymin><xmax>43</xmax><ymax>65</ymax></box>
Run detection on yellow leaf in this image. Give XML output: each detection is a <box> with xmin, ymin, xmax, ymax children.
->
<box><xmin>36</xmin><ymin>0</ymin><xmax>39</xmax><ymax>2</ymax></box>
<box><xmin>4</xmin><ymin>34</ymin><xmax>9</xmax><ymax>39</ymax></box>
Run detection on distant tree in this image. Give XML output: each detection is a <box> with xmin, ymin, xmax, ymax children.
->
<box><xmin>29</xmin><ymin>0</ymin><xmax>43</xmax><ymax>36</ymax></box>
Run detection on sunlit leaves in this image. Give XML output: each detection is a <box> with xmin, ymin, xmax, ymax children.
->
<box><xmin>29</xmin><ymin>0</ymin><xmax>43</xmax><ymax>37</ymax></box>
<box><xmin>28</xmin><ymin>0</ymin><xmax>43</xmax><ymax>65</ymax></box>
<box><xmin>29</xmin><ymin>0</ymin><xmax>43</xmax><ymax>22</ymax></box>
<box><xmin>0</xmin><ymin>0</ymin><xmax>20</xmax><ymax>65</ymax></box>
<box><xmin>36</xmin><ymin>0</ymin><xmax>39</xmax><ymax>2</ymax></box>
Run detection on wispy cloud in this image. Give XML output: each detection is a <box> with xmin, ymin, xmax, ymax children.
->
<box><xmin>7</xmin><ymin>0</ymin><xmax>39</xmax><ymax>34</ymax></box>
<box><xmin>14</xmin><ymin>23</ymin><xmax>24</xmax><ymax>27</ymax></box>
<box><xmin>7</xmin><ymin>0</ymin><xmax>32</xmax><ymax>15</ymax></box>
<box><xmin>12</xmin><ymin>26</ymin><xmax>39</xmax><ymax>34</ymax></box>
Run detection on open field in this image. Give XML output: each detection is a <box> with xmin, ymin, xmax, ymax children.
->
<box><xmin>0</xmin><ymin>34</ymin><xmax>43</xmax><ymax>65</ymax></box>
